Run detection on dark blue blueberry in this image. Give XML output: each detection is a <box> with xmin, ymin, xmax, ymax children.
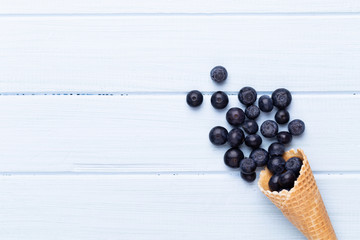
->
<box><xmin>268</xmin><ymin>174</ymin><xmax>281</xmax><ymax>192</ymax></box>
<box><xmin>267</xmin><ymin>156</ymin><xmax>286</xmax><ymax>174</ymax></box>
<box><xmin>245</xmin><ymin>105</ymin><xmax>260</xmax><ymax>119</ymax></box>
<box><xmin>224</xmin><ymin>148</ymin><xmax>244</xmax><ymax>168</ymax></box>
<box><xmin>268</xmin><ymin>142</ymin><xmax>285</xmax><ymax>156</ymax></box>
<box><xmin>277</xmin><ymin>131</ymin><xmax>292</xmax><ymax>144</ymax></box>
<box><xmin>211</xmin><ymin>91</ymin><xmax>229</xmax><ymax>109</ymax></box>
<box><xmin>209</xmin><ymin>126</ymin><xmax>228</xmax><ymax>145</ymax></box>
<box><xmin>250</xmin><ymin>148</ymin><xmax>269</xmax><ymax>167</ymax></box>
<box><xmin>245</xmin><ymin>134</ymin><xmax>262</xmax><ymax>149</ymax></box>
<box><xmin>288</xmin><ymin>119</ymin><xmax>305</xmax><ymax>136</ymax></box>
<box><xmin>275</xmin><ymin>109</ymin><xmax>290</xmax><ymax>124</ymax></box>
<box><xmin>238</xmin><ymin>87</ymin><xmax>257</xmax><ymax>106</ymax></box>
<box><xmin>228</xmin><ymin>128</ymin><xmax>245</xmax><ymax>147</ymax></box>
<box><xmin>210</xmin><ymin>66</ymin><xmax>227</xmax><ymax>83</ymax></box>
<box><xmin>241</xmin><ymin>172</ymin><xmax>256</xmax><ymax>182</ymax></box>
<box><xmin>285</xmin><ymin>157</ymin><xmax>303</xmax><ymax>176</ymax></box>
<box><xmin>272</xmin><ymin>88</ymin><xmax>292</xmax><ymax>109</ymax></box>
<box><xmin>258</xmin><ymin>95</ymin><xmax>273</xmax><ymax>112</ymax></box>
<box><xmin>279</xmin><ymin>170</ymin><xmax>296</xmax><ymax>189</ymax></box>
<box><xmin>242</xmin><ymin>120</ymin><xmax>258</xmax><ymax>134</ymax></box>
<box><xmin>226</xmin><ymin>107</ymin><xmax>245</xmax><ymax>126</ymax></box>
<box><xmin>260</xmin><ymin>120</ymin><xmax>278</xmax><ymax>138</ymax></box>
<box><xmin>240</xmin><ymin>157</ymin><xmax>257</xmax><ymax>174</ymax></box>
<box><xmin>186</xmin><ymin>90</ymin><xmax>203</xmax><ymax>107</ymax></box>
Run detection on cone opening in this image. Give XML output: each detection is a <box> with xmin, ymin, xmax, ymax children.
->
<box><xmin>258</xmin><ymin>149</ymin><xmax>306</xmax><ymax>194</ymax></box>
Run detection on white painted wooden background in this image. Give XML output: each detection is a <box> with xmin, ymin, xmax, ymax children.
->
<box><xmin>0</xmin><ymin>1</ymin><xmax>359</xmax><ymax>239</ymax></box>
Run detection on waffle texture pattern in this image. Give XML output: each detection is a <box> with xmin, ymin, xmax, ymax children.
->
<box><xmin>258</xmin><ymin>149</ymin><xmax>337</xmax><ymax>240</ymax></box>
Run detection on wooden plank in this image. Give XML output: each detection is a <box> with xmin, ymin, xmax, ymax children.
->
<box><xmin>0</xmin><ymin>16</ymin><xmax>360</xmax><ymax>92</ymax></box>
<box><xmin>0</xmin><ymin>173</ymin><xmax>357</xmax><ymax>239</ymax></box>
<box><xmin>0</xmin><ymin>94</ymin><xmax>358</xmax><ymax>172</ymax></box>
<box><xmin>0</xmin><ymin>0</ymin><xmax>359</xmax><ymax>14</ymax></box>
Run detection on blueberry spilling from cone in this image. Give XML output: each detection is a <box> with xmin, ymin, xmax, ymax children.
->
<box><xmin>186</xmin><ymin>66</ymin><xmax>305</xmax><ymax>188</ymax></box>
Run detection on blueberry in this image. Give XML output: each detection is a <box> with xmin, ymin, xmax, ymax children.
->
<box><xmin>238</xmin><ymin>87</ymin><xmax>257</xmax><ymax>106</ymax></box>
<box><xmin>288</xmin><ymin>119</ymin><xmax>305</xmax><ymax>136</ymax></box>
<box><xmin>209</xmin><ymin>126</ymin><xmax>228</xmax><ymax>145</ymax></box>
<box><xmin>267</xmin><ymin>156</ymin><xmax>286</xmax><ymax>174</ymax></box>
<box><xmin>240</xmin><ymin>157</ymin><xmax>257</xmax><ymax>174</ymax></box>
<box><xmin>211</xmin><ymin>91</ymin><xmax>229</xmax><ymax>109</ymax></box>
<box><xmin>226</xmin><ymin>107</ymin><xmax>245</xmax><ymax>126</ymax></box>
<box><xmin>268</xmin><ymin>142</ymin><xmax>285</xmax><ymax>156</ymax></box>
<box><xmin>210</xmin><ymin>66</ymin><xmax>227</xmax><ymax>83</ymax></box>
<box><xmin>279</xmin><ymin>170</ymin><xmax>296</xmax><ymax>189</ymax></box>
<box><xmin>275</xmin><ymin>109</ymin><xmax>290</xmax><ymax>124</ymax></box>
<box><xmin>186</xmin><ymin>90</ymin><xmax>203</xmax><ymax>107</ymax></box>
<box><xmin>285</xmin><ymin>157</ymin><xmax>303</xmax><ymax>176</ymax></box>
<box><xmin>258</xmin><ymin>95</ymin><xmax>273</xmax><ymax>112</ymax></box>
<box><xmin>228</xmin><ymin>128</ymin><xmax>245</xmax><ymax>147</ymax></box>
<box><xmin>260</xmin><ymin>120</ymin><xmax>278</xmax><ymax>138</ymax></box>
<box><xmin>245</xmin><ymin>134</ymin><xmax>262</xmax><ymax>149</ymax></box>
<box><xmin>224</xmin><ymin>148</ymin><xmax>244</xmax><ymax>168</ymax></box>
<box><xmin>277</xmin><ymin>131</ymin><xmax>292</xmax><ymax>144</ymax></box>
<box><xmin>241</xmin><ymin>172</ymin><xmax>256</xmax><ymax>182</ymax></box>
<box><xmin>272</xmin><ymin>88</ymin><xmax>292</xmax><ymax>109</ymax></box>
<box><xmin>250</xmin><ymin>148</ymin><xmax>269</xmax><ymax>167</ymax></box>
<box><xmin>245</xmin><ymin>105</ymin><xmax>260</xmax><ymax>119</ymax></box>
<box><xmin>268</xmin><ymin>174</ymin><xmax>281</xmax><ymax>192</ymax></box>
<box><xmin>242</xmin><ymin>120</ymin><xmax>258</xmax><ymax>134</ymax></box>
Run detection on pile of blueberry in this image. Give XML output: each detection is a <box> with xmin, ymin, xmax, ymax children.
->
<box><xmin>186</xmin><ymin>66</ymin><xmax>305</xmax><ymax>191</ymax></box>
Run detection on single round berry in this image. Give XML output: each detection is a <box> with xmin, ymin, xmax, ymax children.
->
<box><xmin>279</xmin><ymin>170</ymin><xmax>296</xmax><ymax>189</ymax></box>
<box><xmin>242</xmin><ymin>120</ymin><xmax>258</xmax><ymax>134</ymax></box>
<box><xmin>258</xmin><ymin>95</ymin><xmax>273</xmax><ymax>112</ymax></box>
<box><xmin>245</xmin><ymin>105</ymin><xmax>260</xmax><ymax>119</ymax></box>
<box><xmin>209</xmin><ymin>126</ymin><xmax>228</xmax><ymax>145</ymax></box>
<box><xmin>226</xmin><ymin>107</ymin><xmax>245</xmax><ymax>126</ymax></box>
<box><xmin>275</xmin><ymin>109</ymin><xmax>290</xmax><ymax>124</ymax></box>
<box><xmin>224</xmin><ymin>148</ymin><xmax>244</xmax><ymax>168</ymax></box>
<box><xmin>241</xmin><ymin>172</ymin><xmax>256</xmax><ymax>182</ymax></box>
<box><xmin>210</xmin><ymin>66</ymin><xmax>228</xmax><ymax>83</ymax></box>
<box><xmin>268</xmin><ymin>174</ymin><xmax>281</xmax><ymax>192</ymax></box>
<box><xmin>250</xmin><ymin>148</ymin><xmax>269</xmax><ymax>167</ymax></box>
<box><xmin>285</xmin><ymin>157</ymin><xmax>303</xmax><ymax>176</ymax></box>
<box><xmin>228</xmin><ymin>128</ymin><xmax>245</xmax><ymax>147</ymax></box>
<box><xmin>240</xmin><ymin>157</ymin><xmax>257</xmax><ymax>174</ymax></box>
<box><xmin>272</xmin><ymin>88</ymin><xmax>292</xmax><ymax>109</ymax></box>
<box><xmin>238</xmin><ymin>87</ymin><xmax>257</xmax><ymax>106</ymax></box>
<box><xmin>277</xmin><ymin>131</ymin><xmax>293</xmax><ymax>144</ymax></box>
<box><xmin>260</xmin><ymin>120</ymin><xmax>278</xmax><ymax>138</ymax></box>
<box><xmin>267</xmin><ymin>156</ymin><xmax>286</xmax><ymax>174</ymax></box>
<box><xmin>245</xmin><ymin>134</ymin><xmax>262</xmax><ymax>149</ymax></box>
<box><xmin>186</xmin><ymin>90</ymin><xmax>203</xmax><ymax>107</ymax></box>
<box><xmin>211</xmin><ymin>91</ymin><xmax>229</xmax><ymax>109</ymax></box>
<box><xmin>268</xmin><ymin>142</ymin><xmax>285</xmax><ymax>156</ymax></box>
<box><xmin>288</xmin><ymin>119</ymin><xmax>305</xmax><ymax>136</ymax></box>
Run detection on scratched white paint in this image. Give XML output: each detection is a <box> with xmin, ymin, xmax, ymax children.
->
<box><xmin>0</xmin><ymin>174</ymin><xmax>358</xmax><ymax>240</ymax></box>
<box><xmin>0</xmin><ymin>1</ymin><xmax>358</xmax><ymax>239</ymax></box>
<box><xmin>0</xmin><ymin>16</ymin><xmax>360</xmax><ymax>93</ymax></box>
<box><xmin>0</xmin><ymin>0</ymin><xmax>359</xmax><ymax>14</ymax></box>
<box><xmin>0</xmin><ymin>94</ymin><xmax>359</xmax><ymax>173</ymax></box>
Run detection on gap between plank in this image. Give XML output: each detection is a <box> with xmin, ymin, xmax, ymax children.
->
<box><xmin>1</xmin><ymin>171</ymin><xmax>360</xmax><ymax>176</ymax></box>
<box><xmin>1</xmin><ymin>12</ymin><xmax>360</xmax><ymax>18</ymax></box>
<box><xmin>0</xmin><ymin>91</ymin><xmax>359</xmax><ymax>96</ymax></box>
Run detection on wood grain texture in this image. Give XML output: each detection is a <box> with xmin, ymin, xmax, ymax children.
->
<box><xmin>0</xmin><ymin>174</ymin><xmax>358</xmax><ymax>240</ymax></box>
<box><xmin>0</xmin><ymin>1</ymin><xmax>359</xmax><ymax>238</ymax></box>
<box><xmin>1</xmin><ymin>16</ymin><xmax>360</xmax><ymax>93</ymax></box>
<box><xmin>0</xmin><ymin>0</ymin><xmax>359</xmax><ymax>14</ymax></box>
<box><xmin>0</xmin><ymin>94</ymin><xmax>358</xmax><ymax>172</ymax></box>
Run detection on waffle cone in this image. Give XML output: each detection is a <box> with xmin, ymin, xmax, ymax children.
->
<box><xmin>258</xmin><ymin>149</ymin><xmax>337</xmax><ymax>240</ymax></box>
